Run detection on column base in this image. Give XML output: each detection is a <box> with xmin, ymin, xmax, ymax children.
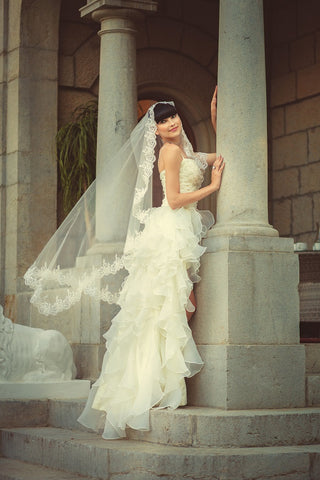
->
<box><xmin>187</xmin><ymin>344</ymin><xmax>306</xmax><ymax>409</ymax></box>
<box><xmin>188</xmin><ymin>235</ymin><xmax>305</xmax><ymax>409</ymax></box>
<box><xmin>208</xmin><ymin>222</ymin><xmax>279</xmax><ymax>238</ymax></box>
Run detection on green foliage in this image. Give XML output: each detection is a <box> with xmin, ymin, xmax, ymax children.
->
<box><xmin>57</xmin><ymin>101</ymin><xmax>98</xmax><ymax>214</ymax></box>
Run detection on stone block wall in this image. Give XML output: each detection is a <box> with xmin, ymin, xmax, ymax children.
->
<box><xmin>58</xmin><ymin>1</ymin><xmax>99</xmax><ymax>128</ymax></box>
<box><xmin>269</xmin><ymin>0</ymin><xmax>320</xmax><ymax>247</ymax></box>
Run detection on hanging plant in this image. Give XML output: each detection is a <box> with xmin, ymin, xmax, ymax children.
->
<box><xmin>56</xmin><ymin>100</ymin><xmax>98</xmax><ymax>214</ymax></box>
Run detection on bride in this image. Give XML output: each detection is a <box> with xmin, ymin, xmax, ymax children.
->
<box><xmin>24</xmin><ymin>89</ymin><xmax>224</xmax><ymax>439</ymax></box>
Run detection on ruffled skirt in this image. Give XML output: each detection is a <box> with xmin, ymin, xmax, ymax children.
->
<box><xmin>78</xmin><ymin>205</ymin><xmax>213</xmax><ymax>439</ymax></box>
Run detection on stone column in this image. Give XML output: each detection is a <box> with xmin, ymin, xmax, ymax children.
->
<box><xmin>188</xmin><ymin>0</ymin><xmax>306</xmax><ymax>409</ymax></box>
<box><xmin>73</xmin><ymin>1</ymin><xmax>157</xmax><ymax>380</ymax></box>
<box><xmin>80</xmin><ymin>0</ymin><xmax>157</xmax><ymax>243</ymax></box>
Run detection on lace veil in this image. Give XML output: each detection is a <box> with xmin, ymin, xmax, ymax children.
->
<box><xmin>24</xmin><ymin>102</ymin><xmax>209</xmax><ymax>316</ymax></box>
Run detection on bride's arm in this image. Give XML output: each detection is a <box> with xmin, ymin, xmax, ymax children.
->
<box><xmin>162</xmin><ymin>144</ymin><xmax>224</xmax><ymax>210</ymax></box>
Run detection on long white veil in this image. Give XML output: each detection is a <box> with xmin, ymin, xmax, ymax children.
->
<box><xmin>24</xmin><ymin>102</ymin><xmax>210</xmax><ymax>316</ymax></box>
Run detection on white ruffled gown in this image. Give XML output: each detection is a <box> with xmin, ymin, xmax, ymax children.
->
<box><xmin>78</xmin><ymin>157</ymin><xmax>214</xmax><ymax>439</ymax></box>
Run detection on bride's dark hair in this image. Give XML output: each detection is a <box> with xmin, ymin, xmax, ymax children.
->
<box><xmin>154</xmin><ymin>102</ymin><xmax>177</xmax><ymax>123</ymax></box>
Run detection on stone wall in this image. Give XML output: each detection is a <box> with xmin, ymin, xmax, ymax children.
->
<box><xmin>58</xmin><ymin>0</ymin><xmax>99</xmax><ymax>128</ymax></box>
<box><xmin>269</xmin><ymin>0</ymin><xmax>320</xmax><ymax>248</ymax></box>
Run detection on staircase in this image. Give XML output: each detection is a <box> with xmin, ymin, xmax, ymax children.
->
<box><xmin>1</xmin><ymin>396</ymin><xmax>320</xmax><ymax>480</ymax></box>
<box><xmin>1</xmin><ymin>345</ymin><xmax>320</xmax><ymax>479</ymax></box>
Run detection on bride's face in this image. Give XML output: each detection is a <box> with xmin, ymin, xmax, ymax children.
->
<box><xmin>156</xmin><ymin>113</ymin><xmax>182</xmax><ymax>142</ymax></box>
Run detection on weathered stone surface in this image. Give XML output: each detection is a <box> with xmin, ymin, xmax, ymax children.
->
<box><xmin>313</xmin><ymin>192</ymin><xmax>320</xmax><ymax>228</ymax></box>
<box><xmin>272</xmin><ymin>131</ymin><xmax>307</xmax><ymax>170</ymax></box>
<box><xmin>72</xmin><ymin>343</ymin><xmax>105</xmax><ymax>381</ymax></box>
<box><xmin>309</xmin><ymin>127</ymin><xmax>320</xmax><ymax>163</ymax></box>
<box><xmin>74</xmin><ymin>35</ymin><xmax>100</xmax><ymax>89</ymax></box>
<box><xmin>271</xmin><ymin>1</ymin><xmax>297</xmax><ymax>45</ymax></box>
<box><xmin>194</xmin><ymin>236</ymin><xmax>299</xmax><ymax>346</ymax></box>
<box><xmin>0</xmin><ymin>381</ymin><xmax>90</xmax><ymax>400</ymax></box>
<box><xmin>183</xmin><ymin>0</ymin><xmax>219</xmax><ymax>37</ymax></box>
<box><xmin>147</xmin><ymin>17</ymin><xmax>182</xmax><ymax>51</ymax></box>
<box><xmin>59</xmin><ymin>55</ymin><xmax>74</xmax><ymax>87</ymax></box>
<box><xmin>60</xmin><ymin>21</ymin><xmax>97</xmax><ymax>56</ymax></box>
<box><xmin>0</xmin><ymin>400</ymin><xmax>48</xmax><ymax>428</ymax></box>
<box><xmin>136</xmin><ymin>18</ymin><xmax>148</xmax><ymax>50</ymax></box>
<box><xmin>181</xmin><ymin>25</ymin><xmax>217</xmax><ymax>66</ymax></box>
<box><xmin>19</xmin><ymin>1</ymin><xmax>60</xmax><ymax>50</ymax></box>
<box><xmin>271</xmin><ymin>107</ymin><xmax>285</xmax><ymax>138</ymax></box>
<box><xmin>7</xmin><ymin>48</ymin><xmax>19</xmax><ymax>82</ymax></box>
<box><xmin>298</xmin><ymin>63</ymin><xmax>320</xmax><ymax>99</ymax></box>
<box><xmin>188</xmin><ymin>344</ymin><xmax>305</xmax><ymax>410</ymax></box>
<box><xmin>271</xmin><ymin>72</ymin><xmax>296</xmax><ymax>107</ymax></box>
<box><xmin>6</xmin><ymin>79</ymin><xmax>19</xmax><ymax>154</ymax></box>
<box><xmin>2</xmin><ymin>427</ymin><xmax>320</xmax><ymax>480</ymax></box>
<box><xmin>273</xmin><ymin>199</ymin><xmax>291</xmax><ymax>236</ymax></box>
<box><xmin>48</xmin><ymin>399</ymin><xmax>88</xmax><ymax>432</ymax></box>
<box><xmin>292</xmin><ymin>196</ymin><xmax>313</xmax><ymax>234</ymax></box>
<box><xmin>58</xmin><ymin>89</ymin><xmax>96</xmax><ymax>126</ymax></box>
<box><xmin>300</xmin><ymin>162</ymin><xmax>320</xmax><ymax>194</ymax></box>
<box><xmin>290</xmin><ymin>34</ymin><xmax>315</xmax><ymax>71</ymax></box>
<box><xmin>128</xmin><ymin>406</ymin><xmax>320</xmax><ymax>448</ymax></box>
<box><xmin>273</xmin><ymin>168</ymin><xmax>299</xmax><ymax>199</ymax></box>
<box><xmin>307</xmin><ymin>375</ymin><xmax>320</xmax><ymax>406</ymax></box>
<box><xmin>271</xmin><ymin>43</ymin><xmax>289</xmax><ymax>78</ymax></box>
<box><xmin>0</xmin><ymin>458</ymin><xmax>94</xmax><ymax>480</ymax></box>
<box><xmin>286</xmin><ymin>96</ymin><xmax>320</xmax><ymax>134</ymax></box>
<box><xmin>317</xmin><ymin>31</ymin><xmax>320</xmax><ymax>63</ymax></box>
<box><xmin>297</xmin><ymin>0</ymin><xmax>320</xmax><ymax>36</ymax></box>
<box><xmin>306</xmin><ymin>344</ymin><xmax>320</xmax><ymax>374</ymax></box>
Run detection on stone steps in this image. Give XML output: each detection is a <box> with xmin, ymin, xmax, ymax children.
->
<box><xmin>0</xmin><ymin>457</ymin><xmax>95</xmax><ymax>480</ymax></box>
<box><xmin>47</xmin><ymin>398</ymin><xmax>320</xmax><ymax>448</ymax></box>
<box><xmin>1</xmin><ymin>426</ymin><xmax>320</xmax><ymax>480</ymax></box>
<box><xmin>3</xmin><ymin>398</ymin><xmax>320</xmax><ymax>448</ymax></box>
<box><xmin>2</xmin><ymin>397</ymin><xmax>320</xmax><ymax>478</ymax></box>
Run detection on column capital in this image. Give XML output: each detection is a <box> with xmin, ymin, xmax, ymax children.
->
<box><xmin>80</xmin><ymin>0</ymin><xmax>158</xmax><ymax>19</ymax></box>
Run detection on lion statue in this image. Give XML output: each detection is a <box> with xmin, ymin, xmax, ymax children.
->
<box><xmin>0</xmin><ymin>305</ymin><xmax>76</xmax><ymax>381</ymax></box>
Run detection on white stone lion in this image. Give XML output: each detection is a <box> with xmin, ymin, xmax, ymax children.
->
<box><xmin>0</xmin><ymin>305</ymin><xmax>76</xmax><ymax>381</ymax></box>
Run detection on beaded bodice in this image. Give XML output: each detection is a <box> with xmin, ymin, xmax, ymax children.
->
<box><xmin>160</xmin><ymin>157</ymin><xmax>204</xmax><ymax>208</ymax></box>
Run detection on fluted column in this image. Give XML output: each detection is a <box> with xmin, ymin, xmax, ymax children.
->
<box><xmin>210</xmin><ymin>0</ymin><xmax>277</xmax><ymax>238</ymax></box>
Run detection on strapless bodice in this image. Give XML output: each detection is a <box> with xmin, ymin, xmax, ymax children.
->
<box><xmin>160</xmin><ymin>158</ymin><xmax>204</xmax><ymax>208</ymax></box>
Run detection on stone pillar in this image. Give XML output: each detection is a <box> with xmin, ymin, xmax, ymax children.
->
<box><xmin>188</xmin><ymin>0</ymin><xmax>306</xmax><ymax>409</ymax></box>
<box><xmin>80</xmin><ymin>0</ymin><xmax>157</xmax><ymax>242</ymax></box>
<box><xmin>72</xmin><ymin>1</ymin><xmax>157</xmax><ymax>380</ymax></box>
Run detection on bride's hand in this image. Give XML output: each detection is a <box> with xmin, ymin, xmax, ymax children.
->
<box><xmin>211</xmin><ymin>154</ymin><xmax>224</xmax><ymax>190</ymax></box>
<box><xmin>211</xmin><ymin>86</ymin><xmax>217</xmax><ymax>132</ymax></box>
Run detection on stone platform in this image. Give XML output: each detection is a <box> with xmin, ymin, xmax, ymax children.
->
<box><xmin>1</xmin><ymin>398</ymin><xmax>320</xmax><ymax>479</ymax></box>
<box><xmin>0</xmin><ymin>380</ymin><xmax>90</xmax><ymax>400</ymax></box>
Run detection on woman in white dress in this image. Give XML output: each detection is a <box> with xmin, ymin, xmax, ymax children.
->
<box><xmin>24</xmin><ymin>90</ymin><xmax>224</xmax><ymax>440</ymax></box>
<box><xmin>77</xmin><ymin>95</ymin><xmax>224</xmax><ymax>439</ymax></box>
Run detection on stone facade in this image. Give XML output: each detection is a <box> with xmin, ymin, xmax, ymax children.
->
<box><xmin>0</xmin><ymin>0</ymin><xmax>319</xmax><ymax>343</ymax></box>
<box><xmin>268</xmin><ymin>0</ymin><xmax>320</xmax><ymax>248</ymax></box>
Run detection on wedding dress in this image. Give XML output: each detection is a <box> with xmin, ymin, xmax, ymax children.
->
<box><xmin>24</xmin><ymin>101</ymin><xmax>214</xmax><ymax>439</ymax></box>
<box><xmin>77</xmin><ymin>156</ymin><xmax>214</xmax><ymax>439</ymax></box>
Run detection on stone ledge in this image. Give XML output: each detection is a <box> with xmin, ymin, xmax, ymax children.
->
<box><xmin>0</xmin><ymin>399</ymin><xmax>48</xmax><ymax>428</ymax></box>
<box><xmin>80</xmin><ymin>0</ymin><xmax>158</xmax><ymax>18</ymax></box>
<box><xmin>47</xmin><ymin>398</ymin><xmax>320</xmax><ymax>449</ymax></box>
<box><xmin>1</xmin><ymin>427</ymin><xmax>320</xmax><ymax>480</ymax></box>
<box><xmin>0</xmin><ymin>380</ymin><xmax>90</xmax><ymax>400</ymax></box>
<box><xmin>0</xmin><ymin>457</ymin><xmax>94</xmax><ymax>480</ymax></box>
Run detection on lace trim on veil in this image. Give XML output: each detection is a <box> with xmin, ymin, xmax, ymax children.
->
<box><xmin>24</xmin><ymin>102</ymin><xmax>209</xmax><ymax>316</ymax></box>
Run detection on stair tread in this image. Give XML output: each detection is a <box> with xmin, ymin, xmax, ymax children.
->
<box><xmin>0</xmin><ymin>457</ymin><xmax>94</xmax><ymax>480</ymax></box>
<box><xmin>2</xmin><ymin>426</ymin><xmax>320</xmax><ymax>456</ymax></box>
